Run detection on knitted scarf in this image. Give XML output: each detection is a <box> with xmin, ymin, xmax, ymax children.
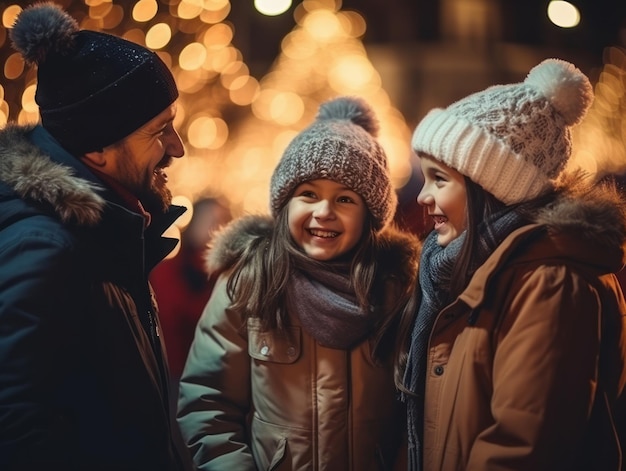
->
<box><xmin>287</xmin><ymin>257</ymin><xmax>378</xmax><ymax>349</ymax></box>
<box><xmin>403</xmin><ymin>207</ymin><xmax>525</xmax><ymax>471</ymax></box>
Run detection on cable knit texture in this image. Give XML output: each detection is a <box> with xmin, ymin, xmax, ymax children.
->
<box><xmin>412</xmin><ymin>59</ymin><xmax>594</xmax><ymax>204</ymax></box>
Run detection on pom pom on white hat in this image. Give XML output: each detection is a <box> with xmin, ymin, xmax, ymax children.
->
<box><xmin>411</xmin><ymin>58</ymin><xmax>593</xmax><ymax>204</ymax></box>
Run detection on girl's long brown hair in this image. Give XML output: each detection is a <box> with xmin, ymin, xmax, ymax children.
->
<box><xmin>226</xmin><ymin>204</ymin><xmax>417</xmax><ymax>359</ymax></box>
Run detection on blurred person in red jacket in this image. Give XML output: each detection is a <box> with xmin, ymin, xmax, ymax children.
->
<box><xmin>151</xmin><ymin>197</ymin><xmax>232</xmax><ymax>387</ymax></box>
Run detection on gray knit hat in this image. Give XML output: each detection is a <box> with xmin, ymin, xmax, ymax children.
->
<box><xmin>270</xmin><ymin>96</ymin><xmax>396</xmax><ymax>231</ymax></box>
<box><xmin>10</xmin><ymin>2</ymin><xmax>178</xmax><ymax>156</ymax></box>
<box><xmin>412</xmin><ymin>58</ymin><xmax>593</xmax><ymax>204</ymax></box>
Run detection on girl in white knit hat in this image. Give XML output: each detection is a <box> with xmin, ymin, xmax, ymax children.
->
<box><xmin>397</xmin><ymin>58</ymin><xmax>626</xmax><ymax>471</ymax></box>
<box><xmin>177</xmin><ymin>96</ymin><xmax>421</xmax><ymax>470</ymax></box>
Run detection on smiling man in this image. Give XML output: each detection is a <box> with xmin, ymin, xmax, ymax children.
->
<box><xmin>0</xmin><ymin>3</ymin><xmax>193</xmax><ymax>470</ymax></box>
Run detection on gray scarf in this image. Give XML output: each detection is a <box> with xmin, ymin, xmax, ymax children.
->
<box><xmin>403</xmin><ymin>207</ymin><xmax>525</xmax><ymax>471</ymax></box>
<box><xmin>287</xmin><ymin>259</ymin><xmax>378</xmax><ymax>349</ymax></box>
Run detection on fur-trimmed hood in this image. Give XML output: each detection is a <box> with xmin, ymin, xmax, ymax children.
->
<box><xmin>0</xmin><ymin>123</ymin><xmax>105</xmax><ymax>226</ymax></box>
<box><xmin>534</xmin><ymin>173</ymin><xmax>626</xmax><ymax>265</ymax></box>
<box><xmin>206</xmin><ymin>214</ymin><xmax>274</xmax><ymax>274</ymax></box>
<box><xmin>206</xmin><ymin>214</ymin><xmax>421</xmax><ymax>282</ymax></box>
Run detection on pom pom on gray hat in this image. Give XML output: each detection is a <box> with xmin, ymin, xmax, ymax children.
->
<box><xmin>269</xmin><ymin>96</ymin><xmax>397</xmax><ymax>232</ymax></box>
<box><xmin>9</xmin><ymin>2</ymin><xmax>178</xmax><ymax>156</ymax></box>
<box><xmin>411</xmin><ymin>58</ymin><xmax>594</xmax><ymax>205</ymax></box>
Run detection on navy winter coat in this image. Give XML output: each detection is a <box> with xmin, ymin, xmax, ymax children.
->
<box><xmin>0</xmin><ymin>124</ymin><xmax>190</xmax><ymax>471</ymax></box>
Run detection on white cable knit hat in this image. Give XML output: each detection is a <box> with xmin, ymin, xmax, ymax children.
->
<box><xmin>411</xmin><ymin>58</ymin><xmax>594</xmax><ymax>204</ymax></box>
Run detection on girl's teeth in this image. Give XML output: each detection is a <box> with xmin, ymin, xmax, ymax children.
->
<box><xmin>310</xmin><ymin>229</ymin><xmax>338</xmax><ymax>238</ymax></box>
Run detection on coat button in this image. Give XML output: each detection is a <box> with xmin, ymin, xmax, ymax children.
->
<box><xmin>434</xmin><ymin>365</ymin><xmax>444</xmax><ymax>376</ymax></box>
<box><xmin>287</xmin><ymin>346</ymin><xmax>296</xmax><ymax>357</ymax></box>
<box><xmin>260</xmin><ymin>345</ymin><xmax>269</xmax><ymax>356</ymax></box>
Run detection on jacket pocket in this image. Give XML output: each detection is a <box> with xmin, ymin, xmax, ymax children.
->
<box><xmin>268</xmin><ymin>436</ymin><xmax>287</xmax><ymax>470</ymax></box>
<box><xmin>247</xmin><ymin>318</ymin><xmax>301</xmax><ymax>363</ymax></box>
<box><xmin>251</xmin><ymin>415</ymin><xmax>310</xmax><ymax>471</ymax></box>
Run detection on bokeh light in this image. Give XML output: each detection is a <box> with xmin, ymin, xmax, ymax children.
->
<box><xmin>4</xmin><ymin>0</ymin><xmax>619</xmax><ymax>226</ymax></box>
<box><xmin>255</xmin><ymin>0</ymin><xmax>292</xmax><ymax>17</ymax></box>
<box><xmin>547</xmin><ymin>1</ymin><xmax>580</xmax><ymax>29</ymax></box>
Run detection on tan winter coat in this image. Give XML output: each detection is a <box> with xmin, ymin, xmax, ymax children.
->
<box><xmin>177</xmin><ymin>215</ymin><xmax>420</xmax><ymax>471</ymax></box>
<box><xmin>422</xmin><ymin>182</ymin><xmax>626</xmax><ymax>471</ymax></box>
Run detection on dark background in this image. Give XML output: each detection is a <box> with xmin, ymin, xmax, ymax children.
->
<box><xmin>231</xmin><ymin>0</ymin><xmax>626</xmax><ymax>78</ymax></box>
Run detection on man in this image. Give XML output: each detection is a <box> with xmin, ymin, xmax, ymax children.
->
<box><xmin>0</xmin><ymin>3</ymin><xmax>192</xmax><ymax>470</ymax></box>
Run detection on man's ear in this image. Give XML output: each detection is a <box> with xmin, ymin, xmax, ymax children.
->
<box><xmin>81</xmin><ymin>149</ymin><xmax>107</xmax><ymax>168</ymax></box>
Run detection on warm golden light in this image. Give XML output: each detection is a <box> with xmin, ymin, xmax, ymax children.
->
<box><xmin>180</xmin><ymin>43</ymin><xmax>207</xmax><ymax>70</ymax></box>
<box><xmin>133</xmin><ymin>0</ymin><xmax>159</xmax><ymax>23</ymax></box>
<box><xmin>202</xmin><ymin>23</ymin><xmax>234</xmax><ymax>49</ymax></box>
<box><xmin>338</xmin><ymin>10</ymin><xmax>367</xmax><ymax>38</ymax></box>
<box><xmin>328</xmin><ymin>53</ymin><xmax>379</xmax><ymax>93</ymax></box>
<box><xmin>17</xmin><ymin>108</ymin><xmax>39</xmax><ymax>125</ymax></box>
<box><xmin>171</xmin><ymin>195</ymin><xmax>194</xmax><ymax>228</ymax></box>
<box><xmin>4</xmin><ymin>52</ymin><xmax>24</xmax><ymax>80</ymax></box>
<box><xmin>187</xmin><ymin>116</ymin><xmax>229</xmax><ymax>150</ymax></box>
<box><xmin>281</xmin><ymin>30</ymin><xmax>318</xmax><ymax>60</ymax></box>
<box><xmin>176</xmin><ymin>69</ymin><xmax>210</xmax><ymax>94</ymax></box>
<box><xmin>84</xmin><ymin>0</ymin><xmax>112</xmax><ymax>6</ymax></box>
<box><xmin>123</xmin><ymin>28</ymin><xmax>147</xmax><ymax>46</ymax></box>
<box><xmin>254</xmin><ymin>0</ymin><xmax>292</xmax><ymax>17</ymax></box>
<box><xmin>88</xmin><ymin>2</ymin><xmax>113</xmax><ymax>20</ymax></box>
<box><xmin>208</xmin><ymin>46</ymin><xmax>238</xmax><ymax>72</ymax></box>
<box><xmin>547</xmin><ymin>1</ymin><xmax>580</xmax><ymax>28</ymax></box>
<box><xmin>178</xmin><ymin>0</ymin><xmax>203</xmax><ymax>20</ymax></box>
<box><xmin>269</xmin><ymin>92</ymin><xmax>305</xmax><ymax>125</ymax></box>
<box><xmin>0</xmin><ymin>0</ymin><xmax>416</xmax><ymax>219</ymax></box>
<box><xmin>0</xmin><ymin>103</ymin><xmax>8</xmax><ymax>127</ymax></box>
<box><xmin>569</xmin><ymin>47</ymin><xmax>626</xmax><ymax>179</ymax></box>
<box><xmin>204</xmin><ymin>0</ymin><xmax>230</xmax><ymax>11</ymax></box>
<box><xmin>2</xmin><ymin>5</ymin><xmax>21</xmax><ymax>28</ymax></box>
<box><xmin>229</xmin><ymin>76</ymin><xmax>260</xmax><ymax>105</ymax></box>
<box><xmin>219</xmin><ymin>61</ymin><xmax>248</xmax><ymax>87</ymax></box>
<box><xmin>101</xmin><ymin>4</ymin><xmax>124</xmax><ymax>29</ymax></box>
<box><xmin>303</xmin><ymin>10</ymin><xmax>344</xmax><ymax>41</ymax></box>
<box><xmin>145</xmin><ymin>23</ymin><xmax>172</xmax><ymax>49</ymax></box>
<box><xmin>21</xmin><ymin>84</ymin><xmax>37</xmax><ymax>113</ymax></box>
<box><xmin>199</xmin><ymin>6</ymin><xmax>230</xmax><ymax>24</ymax></box>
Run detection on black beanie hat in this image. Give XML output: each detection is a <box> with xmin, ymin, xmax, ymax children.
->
<box><xmin>9</xmin><ymin>2</ymin><xmax>179</xmax><ymax>155</ymax></box>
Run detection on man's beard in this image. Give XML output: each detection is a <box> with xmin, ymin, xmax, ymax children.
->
<box><xmin>116</xmin><ymin>153</ymin><xmax>172</xmax><ymax>215</ymax></box>
<box><xmin>138</xmin><ymin>172</ymin><xmax>172</xmax><ymax>214</ymax></box>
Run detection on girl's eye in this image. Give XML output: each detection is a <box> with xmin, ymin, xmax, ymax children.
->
<box><xmin>434</xmin><ymin>174</ymin><xmax>448</xmax><ymax>186</ymax></box>
<box><xmin>338</xmin><ymin>196</ymin><xmax>354</xmax><ymax>203</ymax></box>
<box><xmin>300</xmin><ymin>190</ymin><xmax>316</xmax><ymax>198</ymax></box>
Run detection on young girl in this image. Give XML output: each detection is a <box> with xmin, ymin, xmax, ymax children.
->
<box><xmin>398</xmin><ymin>58</ymin><xmax>626</xmax><ymax>470</ymax></box>
<box><xmin>177</xmin><ymin>96</ymin><xmax>421</xmax><ymax>470</ymax></box>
